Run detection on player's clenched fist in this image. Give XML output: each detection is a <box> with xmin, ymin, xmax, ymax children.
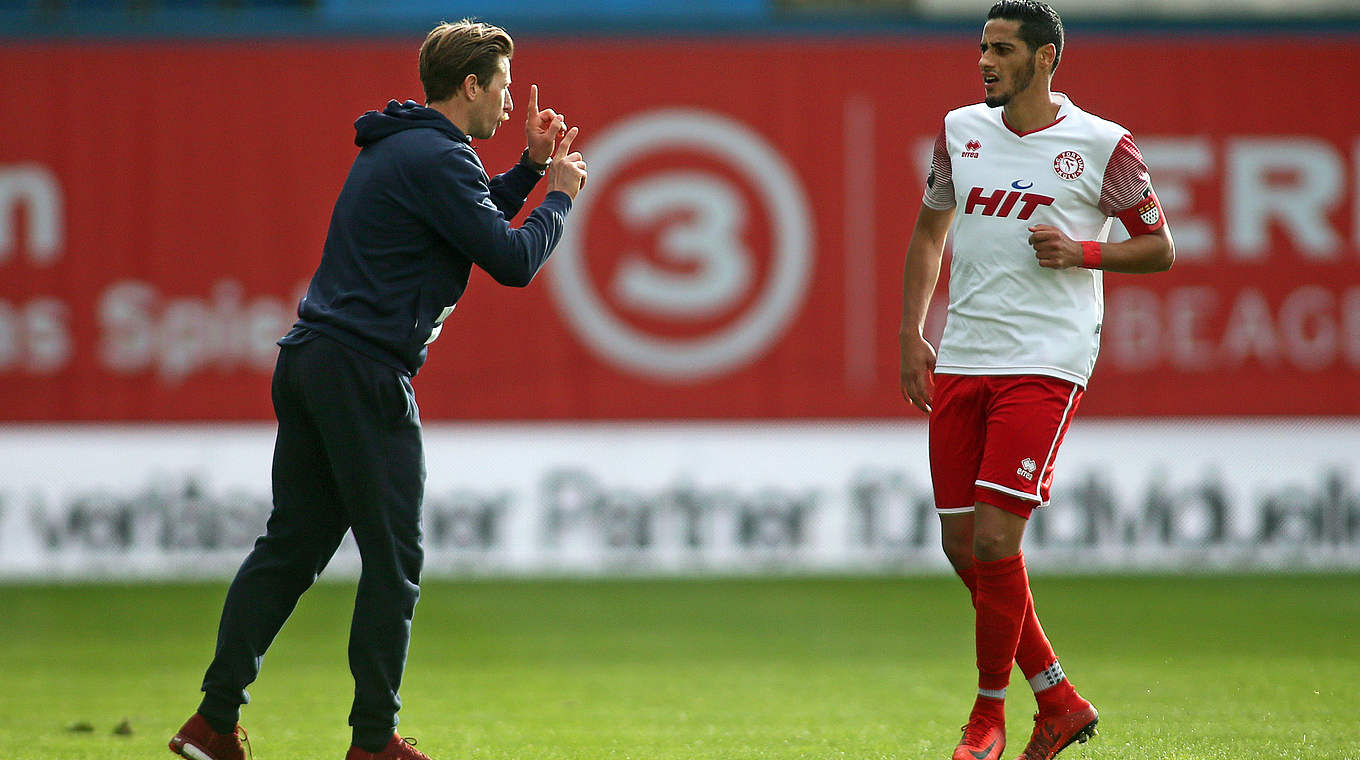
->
<box><xmin>1028</xmin><ymin>224</ymin><xmax>1082</xmax><ymax>269</ymax></box>
<box><xmin>547</xmin><ymin>126</ymin><xmax>588</xmax><ymax>200</ymax></box>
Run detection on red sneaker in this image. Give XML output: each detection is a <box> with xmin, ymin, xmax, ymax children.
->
<box><xmin>345</xmin><ymin>734</ymin><xmax>435</xmax><ymax>760</ymax></box>
<box><xmin>168</xmin><ymin>713</ymin><xmax>251</xmax><ymax>760</ymax></box>
<box><xmin>953</xmin><ymin>716</ymin><xmax>1005</xmax><ymax>760</ymax></box>
<box><xmin>1014</xmin><ymin>703</ymin><xmax>1099</xmax><ymax>760</ymax></box>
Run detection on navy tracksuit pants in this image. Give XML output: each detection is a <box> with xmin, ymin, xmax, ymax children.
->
<box><xmin>199</xmin><ymin>333</ymin><xmax>425</xmax><ymax>751</ymax></box>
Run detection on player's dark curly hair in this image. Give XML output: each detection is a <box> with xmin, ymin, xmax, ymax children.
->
<box><xmin>988</xmin><ymin>0</ymin><xmax>1065</xmax><ymax>73</ymax></box>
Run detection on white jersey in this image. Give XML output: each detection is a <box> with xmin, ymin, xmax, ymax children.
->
<box><xmin>923</xmin><ymin>93</ymin><xmax>1161</xmax><ymax>386</ymax></box>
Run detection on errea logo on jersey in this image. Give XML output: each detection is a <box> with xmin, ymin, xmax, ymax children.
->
<box><xmin>962</xmin><ymin>139</ymin><xmax>982</xmax><ymax>158</ymax></box>
<box><xmin>1016</xmin><ymin>458</ymin><xmax>1037</xmax><ymax>481</ymax></box>
<box><xmin>965</xmin><ymin>184</ymin><xmax>1056</xmax><ymax>220</ymax></box>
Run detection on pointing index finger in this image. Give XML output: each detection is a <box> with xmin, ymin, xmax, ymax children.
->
<box><xmin>554</xmin><ymin>126</ymin><xmax>578</xmax><ymax>159</ymax></box>
<box><xmin>528</xmin><ymin>84</ymin><xmax>539</xmax><ymax>114</ymax></box>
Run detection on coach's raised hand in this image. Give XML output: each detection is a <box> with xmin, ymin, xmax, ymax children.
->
<box><xmin>524</xmin><ymin>84</ymin><xmax>565</xmax><ymax>165</ymax></box>
<box><xmin>547</xmin><ymin>126</ymin><xmax>587</xmax><ymax>200</ymax></box>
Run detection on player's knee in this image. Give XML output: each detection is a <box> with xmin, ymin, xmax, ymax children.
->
<box><xmin>971</xmin><ymin>529</ymin><xmax>1016</xmax><ymax>562</ymax></box>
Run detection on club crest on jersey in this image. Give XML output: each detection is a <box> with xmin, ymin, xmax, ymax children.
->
<box><xmin>1053</xmin><ymin>150</ymin><xmax>1084</xmax><ymax>180</ymax></box>
<box><xmin>962</xmin><ymin>139</ymin><xmax>982</xmax><ymax>159</ymax></box>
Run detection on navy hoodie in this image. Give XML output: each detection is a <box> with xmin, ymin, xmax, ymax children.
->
<box><xmin>280</xmin><ymin>100</ymin><xmax>572</xmax><ymax>376</ymax></box>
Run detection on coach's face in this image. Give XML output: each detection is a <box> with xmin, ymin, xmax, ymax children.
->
<box><xmin>978</xmin><ymin>19</ymin><xmax>1036</xmax><ymax>108</ymax></box>
<box><xmin>469</xmin><ymin>56</ymin><xmax>513</xmax><ymax>140</ymax></box>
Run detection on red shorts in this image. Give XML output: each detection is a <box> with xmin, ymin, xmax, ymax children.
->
<box><xmin>929</xmin><ymin>374</ymin><xmax>1083</xmax><ymax>518</ymax></box>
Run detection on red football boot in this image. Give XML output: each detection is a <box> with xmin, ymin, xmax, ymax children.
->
<box><xmin>953</xmin><ymin>715</ymin><xmax>1005</xmax><ymax>760</ymax></box>
<box><xmin>168</xmin><ymin>713</ymin><xmax>250</xmax><ymax>760</ymax></box>
<box><xmin>1014</xmin><ymin>702</ymin><xmax>1099</xmax><ymax>760</ymax></box>
<box><xmin>345</xmin><ymin>734</ymin><xmax>435</xmax><ymax>760</ymax></box>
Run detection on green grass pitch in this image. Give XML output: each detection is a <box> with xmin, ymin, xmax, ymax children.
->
<box><xmin>1</xmin><ymin>573</ymin><xmax>1356</xmax><ymax>759</ymax></box>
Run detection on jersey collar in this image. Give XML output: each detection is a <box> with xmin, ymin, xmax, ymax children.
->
<box><xmin>1001</xmin><ymin>92</ymin><xmax>1073</xmax><ymax>138</ymax></box>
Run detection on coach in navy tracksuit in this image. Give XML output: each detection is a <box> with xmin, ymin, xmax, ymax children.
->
<box><xmin>171</xmin><ymin>20</ymin><xmax>588</xmax><ymax>760</ymax></box>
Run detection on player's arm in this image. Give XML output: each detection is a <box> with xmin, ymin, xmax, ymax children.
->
<box><xmin>899</xmin><ymin>202</ymin><xmax>953</xmax><ymax>415</ymax></box>
<box><xmin>1029</xmin><ymin>133</ymin><xmax>1174</xmax><ymax>274</ymax></box>
<box><xmin>900</xmin><ymin>121</ymin><xmax>955</xmax><ymax>414</ymax></box>
<box><xmin>1028</xmin><ymin>223</ymin><xmax>1173</xmax><ymax>273</ymax></box>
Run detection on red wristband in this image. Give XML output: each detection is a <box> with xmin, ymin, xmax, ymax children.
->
<box><xmin>1081</xmin><ymin>241</ymin><xmax>1102</xmax><ymax>269</ymax></box>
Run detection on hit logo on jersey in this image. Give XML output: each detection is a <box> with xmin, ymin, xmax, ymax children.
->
<box><xmin>964</xmin><ymin>184</ymin><xmax>1056</xmax><ymax>220</ymax></box>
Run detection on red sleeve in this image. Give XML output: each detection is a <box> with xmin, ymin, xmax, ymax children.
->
<box><xmin>1099</xmin><ymin>134</ymin><xmax>1166</xmax><ymax>236</ymax></box>
<box><xmin>922</xmin><ymin>121</ymin><xmax>955</xmax><ymax>210</ymax></box>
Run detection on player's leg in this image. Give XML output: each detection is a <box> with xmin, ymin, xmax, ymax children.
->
<box><xmin>1017</xmin><ymin>593</ymin><xmax>1081</xmax><ymax>716</ymax></box>
<box><xmin>974</xmin><ymin>376</ymin><xmax>1096</xmax><ymax>760</ymax></box>
<box><xmin>939</xmin><ymin>511</ymin><xmax>977</xmax><ymax>595</ymax></box>
<box><xmin>302</xmin><ymin>336</ymin><xmax>426</xmax><ymax>755</ymax></box>
<box><xmin>1013</xmin><ymin>596</ymin><xmax>1096</xmax><ymax>760</ymax></box>
<box><xmin>941</xmin><ymin>508</ymin><xmax>1068</xmax><ymax>700</ymax></box>
<box><xmin>928</xmin><ymin>375</ymin><xmax>1008</xmax><ymax>760</ymax></box>
<box><xmin>931</xmin><ymin>373</ymin><xmax>986</xmax><ymax>580</ymax></box>
<box><xmin>184</xmin><ymin>340</ymin><xmax>351</xmax><ymax>756</ymax></box>
<box><xmin>969</xmin><ymin>498</ymin><xmax>1030</xmax><ymax>717</ymax></box>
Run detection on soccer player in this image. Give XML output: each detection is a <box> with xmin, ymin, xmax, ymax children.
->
<box><xmin>168</xmin><ymin>19</ymin><xmax>587</xmax><ymax>760</ymax></box>
<box><xmin>897</xmin><ymin>3</ymin><xmax>1173</xmax><ymax>759</ymax></box>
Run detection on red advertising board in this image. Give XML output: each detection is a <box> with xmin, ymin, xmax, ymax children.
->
<box><xmin>1</xmin><ymin>36</ymin><xmax>1357</xmax><ymax>420</ymax></box>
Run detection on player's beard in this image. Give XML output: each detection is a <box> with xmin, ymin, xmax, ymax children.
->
<box><xmin>985</xmin><ymin>55</ymin><xmax>1036</xmax><ymax>108</ymax></box>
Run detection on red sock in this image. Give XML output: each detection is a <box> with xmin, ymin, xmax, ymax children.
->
<box><xmin>1035</xmin><ymin>676</ymin><xmax>1081</xmax><ymax>714</ymax></box>
<box><xmin>970</xmin><ymin>693</ymin><xmax>1006</xmax><ymax>724</ymax></box>
<box><xmin>1015</xmin><ymin>590</ymin><xmax>1057</xmax><ymax>680</ymax></box>
<box><xmin>973</xmin><ymin>553</ymin><xmax>1029</xmax><ymax>696</ymax></box>
<box><xmin>956</xmin><ymin>563</ymin><xmax>979</xmax><ymax>606</ymax></box>
<box><xmin>1015</xmin><ymin>589</ymin><xmax>1084</xmax><ymax>714</ymax></box>
<box><xmin>962</xmin><ymin>556</ymin><xmax>1083</xmax><ymax>714</ymax></box>
<box><xmin>957</xmin><ymin>561</ymin><xmax>1051</xmax><ymax>673</ymax></box>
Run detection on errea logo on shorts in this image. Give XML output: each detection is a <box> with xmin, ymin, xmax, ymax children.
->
<box><xmin>1016</xmin><ymin>458</ymin><xmax>1037</xmax><ymax>481</ymax></box>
